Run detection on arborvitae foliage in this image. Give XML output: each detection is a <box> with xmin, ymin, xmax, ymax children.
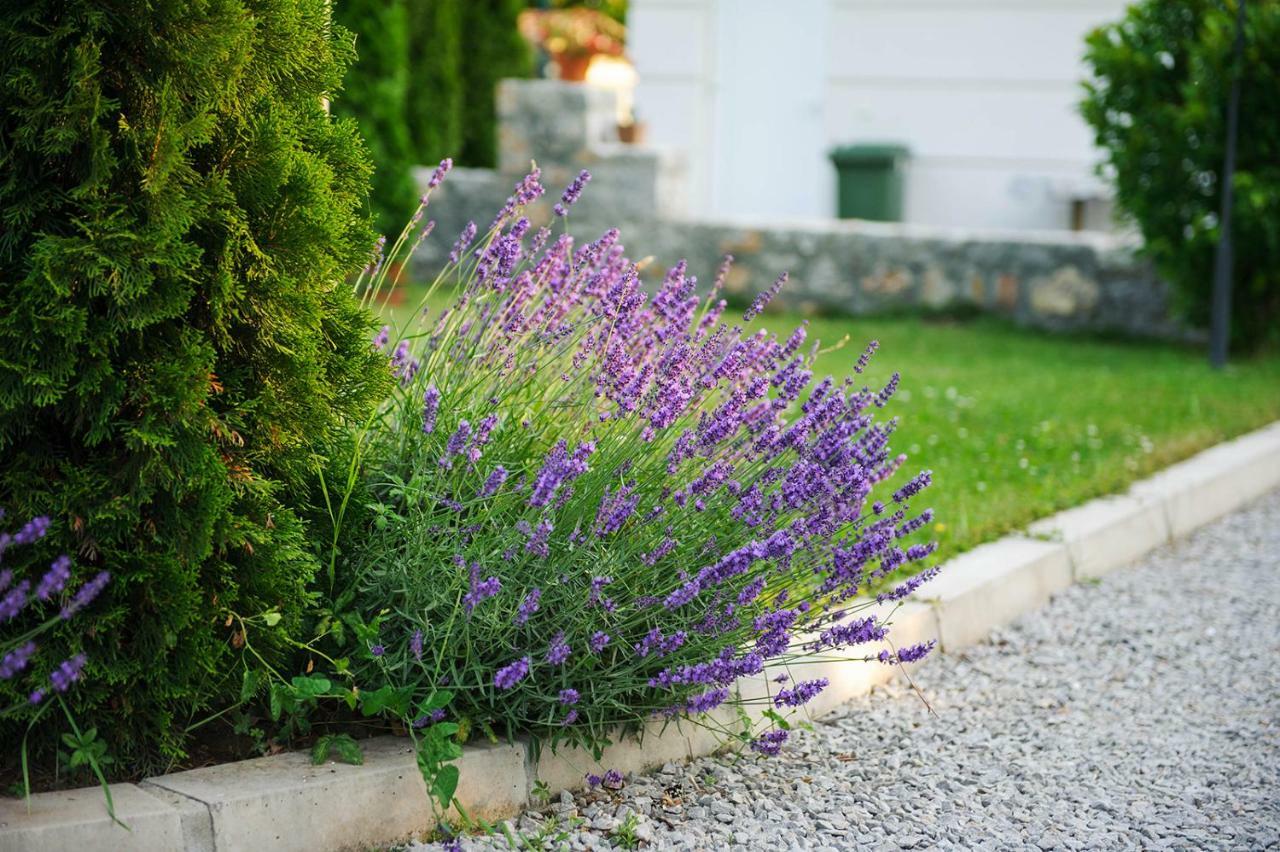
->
<box><xmin>334</xmin><ymin>0</ymin><xmax>420</xmax><ymax>234</ymax></box>
<box><xmin>332</xmin><ymin>0</ymin><xmax>417</xmax><ymax>234</ymax></box>
<box><xmin>406</xmin><ymin>0</ymin><xmax>464</xmax><ymax>165</ymax></box>
<box><xmin>0</xmin><ymin>0</ymin><xmax>387</xmax><ymax>773</ymax></box>
<box><xmin>1082</xmin><ymin>0</ymin><xmax>1280</xmax><ymax>351</ymax></box>
<box><xmin>459</xmin><ymin>0</ymin><xmax>532</xmax><ymax>167</ymax></box>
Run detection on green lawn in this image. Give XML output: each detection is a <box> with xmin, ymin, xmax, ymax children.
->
<box><xmin>382</xmin><ymin>288</ymin><xmax>1280</xmax><ymax>565</ymax></box>
<box><xmin>758</xmin><ymin>313</ymin><xmax>1280</xmax><ymax>562</ymax></box>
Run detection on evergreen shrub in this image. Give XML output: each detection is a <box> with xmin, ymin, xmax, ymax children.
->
<box><xmin>0</xmin><ymin>0</ymin><xmax>386</xmax><ymax>774</ymax></box>
<box><xmin>1082</xmin><ymin>0</ymin><xmax>1280</xmax><ymax>351</ymax></box>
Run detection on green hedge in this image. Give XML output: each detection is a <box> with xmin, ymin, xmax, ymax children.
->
<box><xmin>405</xmin><ymin>0</ymin><xmax>531</xmax><ymax>169</ymax></box>
<box><xmin>335</xmin><ymin>0</ymin><xmax>421</xmax><ymax>234</ymax></box>
<box><xmin>1082</xmin><ymin>0</ymin><xmax>1280</xmax><ymax>351</ymax></box>
<box><xmin>0</xmin><ymin>0</ymin><xmax>387</xmax><ymax>774</ymax></box>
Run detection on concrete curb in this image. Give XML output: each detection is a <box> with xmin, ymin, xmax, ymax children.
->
<box><xmin>4</xmin><ymin>421</ymin><xmax>1279</xmax><ymax>851</ymax></box>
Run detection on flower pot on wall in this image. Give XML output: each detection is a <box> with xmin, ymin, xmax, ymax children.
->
<box><xmin>618</xmin><ymin>121</ymin><xmax>647</xmax><ymax>145</ymax></box>
<box><xmin>555</xmin><ymin>53</ymin><xmax>593</xmax><ymax>82</ymax></box>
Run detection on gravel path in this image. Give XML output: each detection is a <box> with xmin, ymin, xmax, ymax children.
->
<box><xmin>425</xmin><ymin>489</ymin><xmax>1280</xmax><ymax>851</ymax></box>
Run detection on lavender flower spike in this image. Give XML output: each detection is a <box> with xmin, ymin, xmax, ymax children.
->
<box><xmin>0</xmin><ymin>641</ymin><xmax>36</xmax><ymax>679</ymax></box>
<box><xmin>428</xmin><ymin>157</ymin><xmax>453</xmax><ymax>189</ymax></box>
<box><xmin>493</xmin><ymin>656</ymin><xmax>531</xmax><ymax>690</ymax></box>
<box><xmin>554</xmin><ymin>169</ymin><xmax>592</xmax><ymax>217</ymax></box>
<box><xmin>60</xmin><ymin>571</ymin><xmax>110</xmax><ymax>619</ymax></box>
<box><xmin>36</xmin><ymin>554</ymin><xmax>72</xmax><ymax>601</ymax></box>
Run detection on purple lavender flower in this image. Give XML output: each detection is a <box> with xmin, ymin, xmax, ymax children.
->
<box><xmin>365</xmin><ymin>235</ymin><xmax>387</xmax><ymax>278</ymax></box>
<box><xmin>421</xmin><ymin>385</ymin><xmax>441</xmax><ymax>434</ymax></box>
<box><xmin>370</xmin><ymin>644</ymin><xmax>385</xmax><ymax>657</ymax></box>
<box><xmin>587</xmin><ymin>575</ymin><xmax>613</xmax><ymax>609</ymax></box>
<box><xmin>49</xmin><ymin>654</ymin><xmax>87</xmax><ymax>693</ymax></box>
<box><xmin>61</xmin><ymin>571</ymin><xmax>109</xmax><ymax>619</ymax></box>
<box><xmin>449</xmin><ymin>221</ymin><xmax>477</xmax><ymax>264</ymax></box>
<box><xmin>585</xmin><ymin>773</ymin><xmax>603</xmax><ymax>788</ymax></box>
<box><xmin>773</xmin><ymin>678</ymin><xmax>829</xmax><ymax>708</ymax></box>
<box><xmin>516</xmin><ymin>588</ymin><xmax>542</xmax><ymax>626</ymax></box>
<box><xmin>372</xmin><ymin>325</ymin><xmax>390</xmax><ymax>351</ymax></box>
<box><xmin>545</xmin><ymin>631</ymin><xmax>571</xmax><ymax>665</ymax></box>
<box><xmin>743</xmin><ymin>273</ymin><xmax>787</xmax><ymax>322</ymax></box>
<box><xmin>409</xmin><ymin>629</ymin><xmax>424</xmax><ymax>661</ymax></box>
<box><xmin>12</xmin><ymin>516</ymin><xmax>49</xmax><ymax>546</ymax></box>
<box><xmin>0</xmin><ymin>569</ymin><xmax>11</xmax><ymax>593</ymax></box>
<box><xmin>554</xmin><ymin>169</ymin><xmax>592</xmax><ymax>217</ymax></box>
<box><xmin>603</xmin><ymin>769</ymin><xmax>624</xmax><ymax>788</ymax></box>
<box><xmin>558</xmin><ymin>688</ymin><xmax>580</xmax><ymax>705</ymax></box>
<box><xmin>29</xmin><ymin>689</ymin><xmax>44</xmax><ymax>705</ymax></box>
<box><xmin>854</xmin><ymin>340</ymin><xmax>879</xmax><ymax>374</ymax></box>
<box><xmin>1</xmin><ymin>580</ymin><xmax>30</xmax><ymax>622</ymax></box>
<box><xmin>681</xmin><ymin>687</ymin><xmax>731</xmax><ymax>715</ymax></box>
<box><xmin>493</xmin><ymin>656</ymin><xmax>531</xmax><ymax>690</ymax></box>
<box><xmin>0</xmin><ymin>641</ymin><xmax>36</xmax><ymax>679</ymax></box>
<box><xmin>479</xmin><ymin>466</ymin><xmax>508</xmax><ymax>498</ymax></box>
<box><xmin>749</xmin><ymin>729</ymin><xmax>789</xmax><ymax>756</ymax></box>
<box><xmin>442</xmin><ymin>420</ymin><xmax>472</xmax><ymax>467</ymax></box>
<box><xmin>814</xmin><ymin>615</ymin><xmax>886</xmax><ymax>651</ymax></box>
<box><xmin>464</xmin><ymin>573</ymin><xmax>501</xmax><ymax>614</ymax></box>
<box><xmin>428</xmin><ymin>157</ymin><xmax>453</xmax><ymax>189</ymax></box>
<box><xmin>892</xmin><ymin>470</ymin><xmax>933</xmax><ymax>503</ymax></box>
<box><xmin>36</xmin><ymin>555</ymin><xmax>72</xmax><ymax>601</ymax></box>
<box><xmin>878</xmin><ymin>640</ymin><xmax>936</xmax><ymax>665</ymax></box>
<box><xmin>588</xmin><ymin>631</ymin><xmax>610</xmax><ymax>654</ymax></box>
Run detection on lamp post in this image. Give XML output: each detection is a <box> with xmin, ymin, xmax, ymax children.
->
<box><xmin>1209</xmin><ymin>0</ymin><xmax>1247</xmax><ymax>368</ymax></box>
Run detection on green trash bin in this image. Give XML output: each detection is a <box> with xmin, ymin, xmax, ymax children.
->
<box><xmin>830</xmin><ymin>144</ymin><xmax>909</xmax><ymax>222</ymax></box>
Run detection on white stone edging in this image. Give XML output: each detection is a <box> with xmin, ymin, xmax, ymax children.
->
<box><xmin>4</xmin><ymin>420</ymin><xmax>1279</xmax><ymax>851</ymax></box>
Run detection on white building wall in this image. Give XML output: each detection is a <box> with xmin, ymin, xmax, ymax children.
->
<box><xmin>628</xmin><ymin>0</ymin><xmax>1130</xmax><ymax>231</ymax></box>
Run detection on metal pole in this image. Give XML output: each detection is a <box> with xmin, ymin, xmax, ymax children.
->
<box><xmin>1209</xmin><ymin>0</ymin><xmax>1247</xmax><ymax>368</ymax></box>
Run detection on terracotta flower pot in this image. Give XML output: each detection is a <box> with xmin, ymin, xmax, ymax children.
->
<box><xmin>555</xmin><ymin>53</ymin><xmax>592</xmax><ymax>82</ymax></box>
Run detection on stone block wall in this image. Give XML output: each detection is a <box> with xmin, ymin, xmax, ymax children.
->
<box><xmin>409</xmin><ymin>79</ymin><xmax>1186</xmax><ymax>340</ymax></box>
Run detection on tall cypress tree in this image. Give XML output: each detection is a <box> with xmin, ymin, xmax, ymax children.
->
<box><xmin>459</xmin><ymin>0</ymin><xmax>531</xmax><ymax>167</ymax></box>
<box><xmin>334</xmin><ymin>0</ymin><xmax>420</xmax><ymax>234</ymax></box>
<box><xmin>406</xmin><ymin>0</ymin><xmax>464</xmax><ymax>165</ymax></box>
<box><xmin>0</xmin><ymin>0</ymin><xmax>387</xmax><ymax>772</ymax></box>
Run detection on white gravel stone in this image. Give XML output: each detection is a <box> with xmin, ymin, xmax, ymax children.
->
<box><xmin>415</xmin><ymin>489</ymin><xmax>1280</xmax><ymax>850</ymax></box>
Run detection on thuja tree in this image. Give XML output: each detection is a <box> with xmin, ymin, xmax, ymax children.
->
<box><xmin>458</xmin><ymin>0</ymin><xmax>531</xmax><ymax>167</ymax></box>
<box><xmin>406</xmin><ymin>0</ymin><xmax>464</xmax><ymax>165</ymax></box>
<box><xmin>1082</xmin><ymin>0</ymin><xmax>1280</xmax><ymax>351</ymax></box>
<box><xmin>0</xmin><ymin>1</ymin><xmax>387</xmax><ymax>772</ymax></box>
<box><xmin>335</xmin><ymin>0</ymin><xmax>421</xmax><ymax>233</ymax></box>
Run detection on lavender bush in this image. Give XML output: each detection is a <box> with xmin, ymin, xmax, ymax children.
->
<box><xmin>0</xmin><ymin>511</ymin><xmax>114</xmax><ymax>808</ymax></box>
<box><xmin>331</xmin><ymin>161</ymin><xmax>936</xmax><ymax>798</ymax></box>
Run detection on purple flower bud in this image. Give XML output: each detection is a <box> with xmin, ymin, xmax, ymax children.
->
<box><xmin>494</xmin><ymin>656</ymin><xmax>531</xmax><ymax>690</ymax></box>
<box><xmin>749</xmin><ymin>729</ymin><xmax>789</xmax><ymax>756</ymax></box>
<box><xmin>49</xmin><ymin>654</ymin><xmax>87</xmax><ymax>693</ymax></box>
<box><xmin>36</xmin><ymin>555</ymin><xmax>72</xmax><ymax>601</ymax></box>
<box><xmin>428</xmin><ymin>158</ymin><xmax>453</xmax><ymax>189</ymax></box>
<box><xmin>449</xmin><ymin>221</ymin><xmax>477</xmax><ymax>264</ymax></box>
<box><xmin>61</xmin><ymin>571</ymin><xmax>109</xmax><ymax>620</ymax></box>
<box><xmin>409</xmin><ymin>629</ymin><xmax>424</xmax><ymax>661</ymax></box>
<box><xmin>0</xmin><ymin>641</ymin><xmax>36</xmax><ymax>679</ymax></box>
<box><xmin>422</xmin><ymin>385</ymin><xmax>441</xmax><ymax>434</ymax></box>
<box><xmin>1</xmin><ymin>580</ymin><xmax>30</xmax><ymax>622</ymax></box>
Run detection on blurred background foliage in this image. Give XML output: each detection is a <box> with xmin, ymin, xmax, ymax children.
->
<box><xmin>1081</xmin><ymin>0</ymin><xmax>1279</xmax><ymax>353</ymax></box>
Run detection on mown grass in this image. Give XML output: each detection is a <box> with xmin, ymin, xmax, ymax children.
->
<box><xmin>759</xmin><ymin>312</ymin><xmax>1280</xmax><ymax>563</ymax></box>
<box><xmin>383</xmin><ymin>287</ymin><xmax>1280</xmax><ymax>566</ymax></box>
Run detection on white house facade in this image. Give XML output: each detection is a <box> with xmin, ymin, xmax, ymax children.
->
<box><xmin>627</xmin><ymin>0</ymin><xmax>1133</xmax><ymax>232</ymax></box>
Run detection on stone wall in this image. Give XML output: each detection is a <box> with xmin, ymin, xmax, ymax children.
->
<box><xmin>410</xmin><ymin>79</ymin><xmax>1187</xmax><ymax>340</ymax></box>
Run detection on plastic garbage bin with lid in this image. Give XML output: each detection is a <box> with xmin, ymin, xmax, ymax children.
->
<box><xmin>829</xmin><ymin>144</ymin><xmax>909</xmax><ymax>222</ymax></box>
